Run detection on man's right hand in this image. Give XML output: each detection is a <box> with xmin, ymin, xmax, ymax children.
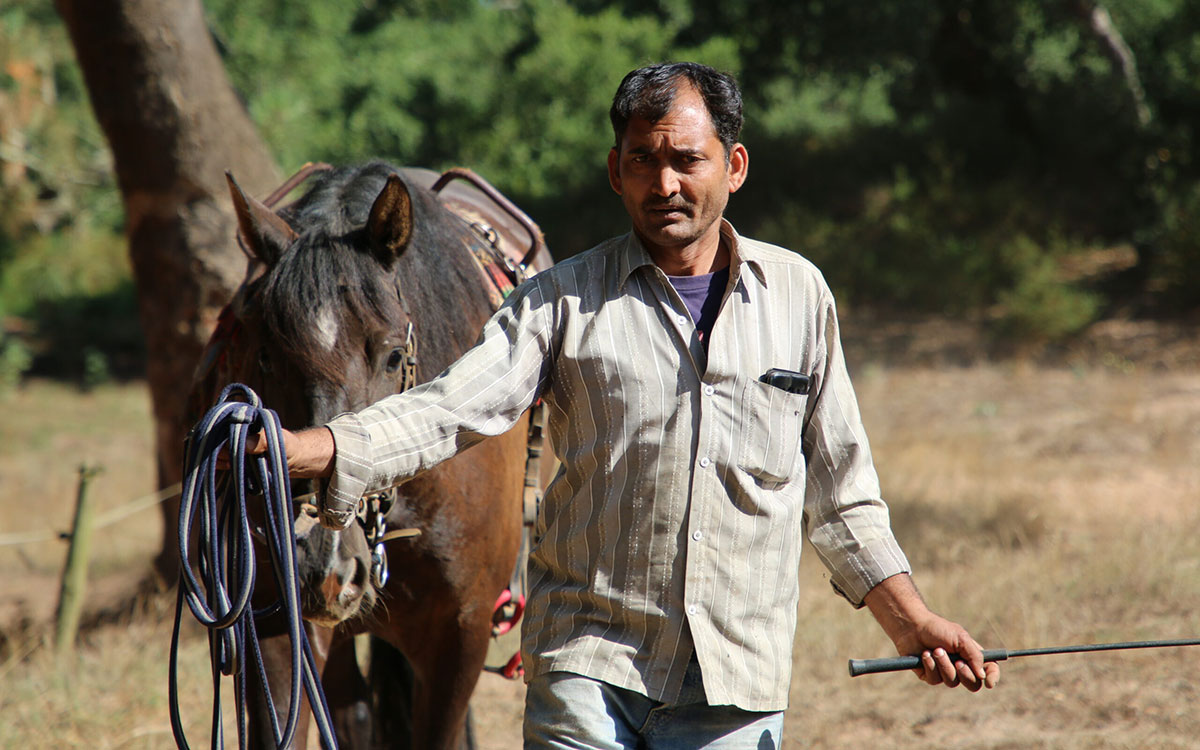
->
<box><xmin>219</xmin><ymin>426</ymin><xmax>337</xmax><ymax>479</ymax></box>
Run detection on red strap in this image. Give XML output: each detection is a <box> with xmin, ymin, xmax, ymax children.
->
<box><xmin>492</xmin><ymin>588</ymin><xmax>526</xmax><ymax>637</ymax></box>
<box><xmin>499</xmin><ymin>651</ymin><xmax>524</xmax><ymax>680</ymax></box>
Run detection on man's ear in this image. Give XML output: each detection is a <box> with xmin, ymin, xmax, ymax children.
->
<box><xmin>727</xmin><ymin>143</ymin><xmax>749</xmax><ymax>194</ymax></box>
<box><xmin>607</xmin><ymin>148</ymin><xmax>622</xmax><ymax>195</ymax></box>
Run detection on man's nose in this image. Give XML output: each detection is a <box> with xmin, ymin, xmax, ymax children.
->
<box><xmin>651</xmin><ymin>166</ymin><xmax>680</xmax><ymax>197</ymax></box>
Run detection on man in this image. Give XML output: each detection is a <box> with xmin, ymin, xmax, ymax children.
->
<box><xmin>272</xmin><ymin>62</ymin><xmax>1000</xmax><ymax>748</ymax></box>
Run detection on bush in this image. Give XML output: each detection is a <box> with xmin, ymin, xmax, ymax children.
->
<box><xmin>1155</xmin><ymin>183</ymin><xmax>1200</xmax><ymax>310</ymax></box>
<box><xmin>993</xmin><ymin>235</ymin><xmax>1102</xmax><ymax>341</ymax></box>
<box><xmin>0</xmin><ymin>335</ymin><xmax>32</xmax><ymax>395</ymax></box>
<box><xmin>26</xmin><ymin>281</ymin><xmax>145</xmax><ymax>383</ymax></box>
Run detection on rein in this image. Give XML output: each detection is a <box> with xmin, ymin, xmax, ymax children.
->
<box><xmin>169</xmin><ymin>383</ymin><xmax>338</xmax><ymax>750</ymax></box>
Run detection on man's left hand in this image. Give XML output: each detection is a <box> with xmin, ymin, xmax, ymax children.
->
<box><xmin>863</xmin><ymin>573</ymin><xmax>1000</xmax><ymax>692</ymax></box>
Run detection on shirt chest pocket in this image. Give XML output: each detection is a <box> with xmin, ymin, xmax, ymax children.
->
<box><xmin>738</xmin><ymin>380</ymin><xmax>807</xmax><ymax>485</ymax></box>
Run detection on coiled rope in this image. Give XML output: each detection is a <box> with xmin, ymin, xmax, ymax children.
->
<box><xmin>168</xmin><ymin>383</ymin><xmax>339</xmax><ymax>750</ymax></box>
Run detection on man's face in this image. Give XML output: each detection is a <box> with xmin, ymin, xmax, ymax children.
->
<box><xmin>607</xmin><ymin>84</ymin><xmax>747</xmax><ymax>258</ymax></box>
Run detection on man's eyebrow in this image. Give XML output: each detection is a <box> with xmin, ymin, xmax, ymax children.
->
<box><xmin>626</xmin><ymin>145</ymin><xmax>706</xmax><ymax>157</ymax></box>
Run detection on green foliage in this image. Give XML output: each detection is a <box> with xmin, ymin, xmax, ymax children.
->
<box><xmin>203</xmin><ymin>0</ymin><xmax>738</xmax><ymax>243</ymax></box>
<box><xmin>0</xmin><ymin>1</ymin><xmax>132</xmax><ymax>383</ymax></box>
<box><xmin>0</xmin><ymin>2</ymin><xmax>121</xmax><ymax>252</ymax></box>
<box><xmin>728</xmin><ymin>0</ymin><xmax>1200</xmax><ymax>326</ymax></box>
<box><xmin>27</xmin><ymin>280</ymin><xmax>145</xmax><ymax>383</ymax></box>
<box><xmin>0</xmin><ymin>227</ymin><xmax>129</xmax><ymax>316</ymax></box>
<box><xmin>5</xmin><ymin>0</ymin><xmax>1200</xmax><ymax>361</ymax></box>
<box><xmin>81</xmin><ymin>346</ymin><xmax>111</xmax><ymax>390</ymax></box>
<box><xmin>1155</xmin><ymin>181</ymin><xmax>1200</xmax><ymax>305</ymax></box>
<box><xmin>0</xmin><ymin>222</ymin><xmax>137</xmax><ymax>384</ymax></box>
<box><xmin>0</xmin><ymin>335</ymin><xmax>33</xmax><ymax>395</ymax></box>
<box><xmin>994</xmin><ymin>235</ymin><xmax>1102</xmax><ymax>341</ymax></box>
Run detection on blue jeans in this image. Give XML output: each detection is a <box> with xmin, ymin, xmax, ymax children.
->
<box><xmin>523</xmin><ymin>659</ymin><xmax>784</xmax><ymax>749</ymax></box>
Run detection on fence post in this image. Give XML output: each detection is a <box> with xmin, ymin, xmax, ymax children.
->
<box><xmin>54</xmin><ymin>463</ymin><xmax>103</xmax><ymax>660</ymax></box>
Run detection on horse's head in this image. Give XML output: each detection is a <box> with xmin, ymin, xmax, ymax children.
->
<box><xmin>213</xmin><ymin>163</ymin><xmax>487</xmax><ymax>626</ymax></box>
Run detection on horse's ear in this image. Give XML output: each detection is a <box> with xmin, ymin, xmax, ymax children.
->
<box><xmin>226</xmin><ymin>171</ymin><xmax>298</xmax><ymax>266</ymax></box>
<box><xmin>367</xmin><ymin>173</ymin><xmax>413</xmax><ymax>264</ymax></box>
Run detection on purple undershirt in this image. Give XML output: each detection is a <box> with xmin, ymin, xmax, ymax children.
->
<box><xmin>666</xmin><ymin>266</ymin><xmax>730</xmax><ymax>351</ymax></box>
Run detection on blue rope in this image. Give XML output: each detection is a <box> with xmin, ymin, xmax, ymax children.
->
<box><xmin>169</xmin><ymin>383</ymin><xmax>339</xmax><ymax>750</ymax></box>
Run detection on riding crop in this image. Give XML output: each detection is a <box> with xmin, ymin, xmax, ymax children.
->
<box><xmin>849</xmin><ymin>637</ymin><xmax>1200</xmax><ymax>677</ymax></box>
<box><xmin>168</xmin><ymin>383</ymin><xmax>339</xmax><ymax>750</ymax></box>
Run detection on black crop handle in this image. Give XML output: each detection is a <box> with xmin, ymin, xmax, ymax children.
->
<box><xmin>848</xmin><ymin>648</ymin><xmax>1010</xmax><ymax>677</ymax></box>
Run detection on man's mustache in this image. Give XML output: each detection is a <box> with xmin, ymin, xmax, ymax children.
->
<box><xmin>644</xmin><ymin>200</ymin><xmax>692</xmax><ymax>213</ymax></box>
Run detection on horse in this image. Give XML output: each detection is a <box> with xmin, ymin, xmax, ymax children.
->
<box><xmin>187</xmin><ymin>161</ymin><xmax>552</xmax><ymax>749</ymax></box>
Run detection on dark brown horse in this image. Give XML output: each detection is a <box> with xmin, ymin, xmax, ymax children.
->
<box><xmin>189</xmin><ymin>162</ymin><xmax>550</xmax><ymax>749</ymax></box>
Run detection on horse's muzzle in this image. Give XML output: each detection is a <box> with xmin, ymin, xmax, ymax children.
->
<box><xmin>293</xmin><ymin>512</ymin><xmax>375</xmax><ymax>626</ymax></box>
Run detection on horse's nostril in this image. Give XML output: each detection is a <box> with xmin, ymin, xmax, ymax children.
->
<box><xmin>355</xmin><ymin>556</ymin><xmax>370</xmax><ymax>589</ymax></box>
<box><xmin>336</xmin><ymin>556</ymin><xmax>369</xmax><ymax>593</ymax></box>
<box><xmin>333</xmin><ymin>558</ymin><xmax>371</xmax><ymax>611</ymax></box>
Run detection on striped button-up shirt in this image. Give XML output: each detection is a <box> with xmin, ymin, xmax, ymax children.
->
<box><xmin>325</xmin><ymin>220</ymin><xmax>910</xmax><ymax>710</ymax></box>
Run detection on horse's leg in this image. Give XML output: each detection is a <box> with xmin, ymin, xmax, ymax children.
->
<box><xmin>322</xmin><ymin>630</ymin><xmax>374</xmax><ymax>749</ymax></box>
<box><xmin>368</xmin><ymin>636</ymin><xmax>416</xmax><ymax>749</ymax></box>
<box><xmin>371</xmin><ymin>544</ymin><xmax>502</xmax><ymax>750</ymax></box>
<box><xmin>244</xmin><ymin>616</ymin><xmax>337</xmax><ymax>749</ymax></box>
<box><xmin>406</xmin><ymin>614</ymin><xmax>492</xmax><ymax>750</ymax></box>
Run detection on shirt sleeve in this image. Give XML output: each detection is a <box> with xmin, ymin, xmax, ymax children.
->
<box><xmin>801</xmin><ymin>291</ymin><xmax>911</xmax><ymax>606</ymax></box>
<box><xmin>318</xmin><ymin>275</ymin><xmax>555</xmax><ymax>529</ymax></box>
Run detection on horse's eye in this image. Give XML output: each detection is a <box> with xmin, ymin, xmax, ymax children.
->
<box><xmin>385</xmin><ymin>348</ymin><xmax>404</xmax><ymax>373</ymax></box>
<box><xmin>258</xmin><ymin>348</ymin><xmax>272</xmax><ymax>374</ymax></box>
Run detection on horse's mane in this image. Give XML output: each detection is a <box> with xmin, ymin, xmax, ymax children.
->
<box><xmin>257</xmin><ymin>162</ymin><xmax>493</xmax><ymax>384</ymax></box>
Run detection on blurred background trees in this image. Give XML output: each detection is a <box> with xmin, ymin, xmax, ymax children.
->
<box><xmin>2</xmin><ymin>0</ymin><xmax>1197</xmax><ymax>387</ymax></box>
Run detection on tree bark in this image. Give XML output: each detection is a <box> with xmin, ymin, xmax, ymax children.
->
<box><xmin>55</xmin><ymin>0</ymin><xmax>281</xmax><ymax>581</ymax></box>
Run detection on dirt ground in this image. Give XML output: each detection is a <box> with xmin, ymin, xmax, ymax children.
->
<box><xmin>2</xmin><ymin>315</ymin><xmax>1199</xmax><ymax>748</ymax></box>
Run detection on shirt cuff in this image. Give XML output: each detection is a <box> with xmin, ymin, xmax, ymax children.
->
<box><xmin>320</xmin><ymin>412</ymin><xmax>373</xmax><ymax>530</ymax></box>
<box><xmin>826</xmin><ymin>535</ymin><xmax>911</xmax><ymax>608</ymax></box>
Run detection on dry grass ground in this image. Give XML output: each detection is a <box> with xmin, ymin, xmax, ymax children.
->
<box><xmin>2</xmin><ymin>331</ymin><xmax>1199</xmax><ymax>748</ymax></box>
<box><xmin>788</xmin><ymin>362</ymin><xmax>1200</xmax><ymax>749</ymax></box>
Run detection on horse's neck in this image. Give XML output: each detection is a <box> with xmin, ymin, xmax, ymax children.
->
<box><xmin>398</xmin><ymin>231</ymin><xmax>499</xmax><ymax>373</ymax></box>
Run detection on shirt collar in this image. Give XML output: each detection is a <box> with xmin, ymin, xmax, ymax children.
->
<box><xmin>617</xmin><ymin>219</ymin><xmax>768</xmax><ymax>290</ymax></box>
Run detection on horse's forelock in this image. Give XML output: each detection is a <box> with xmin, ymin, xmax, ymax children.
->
<box><xmin>256</xmin><ymin>164</ymin><xmax>409</xmax><ymax>384</ymax></box>
<box><xmin>252</xmin><ymin>163</ymin><xmax>480</xmax><ymax>387</ymax></box>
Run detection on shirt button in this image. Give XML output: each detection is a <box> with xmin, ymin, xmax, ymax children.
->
<box><xmin>677</xmin><ymin>315</ymin><xmax>688</xmax><ymax>326</ymax></box>
<box><xmin>687</xmin><ymin>605</ymin><xmax>698</xmax><ymax>616</ymax></box>
<box><xmin>692</xmin><ymin>530</ymin><xmax>703</xmax><ymax>541</ymax></box>
<box><xmin>698</xmin><ymin>456</ymin><xmax>711</xmax><ymax>468</ymax></box>
<box><xmin>703</xmin><ymin>384</ymin><xmax>715</xmax><ymax>396</ymax></box>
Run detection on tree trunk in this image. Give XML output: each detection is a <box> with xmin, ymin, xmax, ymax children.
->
<box><xmin>55</xmin><ymin>0</ymin><xmax>281</xmax><ymax>582</ymax></box>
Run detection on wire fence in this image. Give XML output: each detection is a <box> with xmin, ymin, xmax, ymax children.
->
<box><xmin>0</xmin><ymin>481</ymin><xmax>181</xmax><ymax>548</ymax></box>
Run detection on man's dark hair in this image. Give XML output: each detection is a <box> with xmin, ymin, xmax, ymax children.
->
<box><xmin>609</xmin><ymin>62</ymin><xmax>743</xmax><ymax>156</ymax></box>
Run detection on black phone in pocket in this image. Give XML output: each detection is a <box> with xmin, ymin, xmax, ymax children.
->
<box><xmin>759</xmin><ymin>368</ymin><xmax>811</xmax><ymax>395</ymax></box>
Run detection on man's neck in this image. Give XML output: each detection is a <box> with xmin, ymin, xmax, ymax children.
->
<box><xmin>640</xmin><ymin>222</ymin><xmax>730</xmax><ymax>277</ymax></box>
